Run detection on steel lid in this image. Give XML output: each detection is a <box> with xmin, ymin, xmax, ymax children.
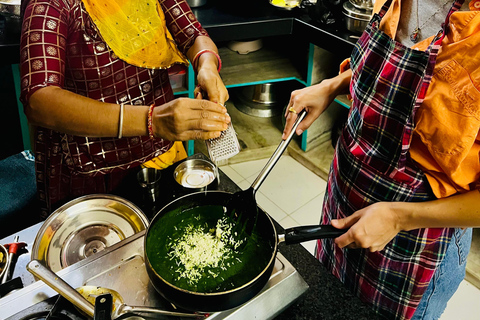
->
<box><xmin>343</xmin><ymin>1</ymin><xmax>372</xmax><ymax>21</ymax></box>
<box><xmin>31</xmin><ymin>194</ymin><xmax>149</xmax><ymax>272</ymax></box>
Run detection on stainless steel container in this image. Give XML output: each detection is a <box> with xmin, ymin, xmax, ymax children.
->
<box><xmin>342</xmin><ymin>1</ymin><xmax>372</xmax><ymax>34</ymax></box>
<box><xmin>233</xmin><ymin>82</ymin><xmax>296</xmax><ymax>118</ymax></box>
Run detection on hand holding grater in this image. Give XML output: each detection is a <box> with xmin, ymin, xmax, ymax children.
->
<box><xmin>206</xmin><ymin>115</ymin><xmax>241</xmax><ymax>163</ymax></box>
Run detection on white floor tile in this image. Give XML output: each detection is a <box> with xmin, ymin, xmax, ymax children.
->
<box><xmin>440</xmin><ymin>280</ymin><xmax>480</xmax><ymax>320</ymax></box>
<box><xmin>256</xmin><ymin>191</ymin><xmax>288</xmax><ymax>222</ymax></box>
<box><xmin>290</xmin><ymin>194</ymin><xmax>324</xmax><ymax>226</ymax></box>
<box><xmin>229</xmin><ymin>158</ymin><xmax>269</xmax><ymax>180</ymax></box>
<box><xmin>219</xmin><ymin>165</ymin><xmax>244</xmax><ymax>185</ymax></box>
<box><xmin>246</xmin><ymin>156</ymin><xmax>326</xmax><ymax>214</ymax></box>
<box><xmin>235</xmin><ymin>179</ymin><xmax>251</xmax><ymax>191</ymax></box>
<box><xmin>278</xmin><ymin>215</ymin><xmax>298</xmax><ymax>229</ymax></box>
<box><xmin>301</xmin><ymin>240</ymin><xmax>317</xmax><ymax>256</ymax></box>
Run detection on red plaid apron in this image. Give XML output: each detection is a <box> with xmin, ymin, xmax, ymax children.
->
<box><xmin>316</xmin><ymin>1</ymin><xmax>464</xmax><ymax>319</ymax></box>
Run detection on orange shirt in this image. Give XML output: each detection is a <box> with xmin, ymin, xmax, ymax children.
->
<box><xmin>372</xmin><ymin>0</ymin><xmax>480</xmax><ymax>198</ymax></box>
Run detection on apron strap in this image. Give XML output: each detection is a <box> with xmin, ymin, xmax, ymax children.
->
<box><xmin>430</xmin><ymin>0</ymin><xmax>465</xmax><ymax>47</ymax></box>
<box><xmin>378</xmin><ymin>0</ymin><xmax>394</xmax><ymax>17</ymax></box>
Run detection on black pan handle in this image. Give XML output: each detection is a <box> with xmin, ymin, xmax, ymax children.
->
<box><xmin>281</xmin><ymin>225</ymin><xmax>348</xmax><ymax>245</ymax></box>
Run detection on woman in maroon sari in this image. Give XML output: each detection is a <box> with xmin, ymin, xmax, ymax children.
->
<box><xmin>20</xmin><ymin>0</ymin><xmax>229</xmax><ymax>217</ymax></box>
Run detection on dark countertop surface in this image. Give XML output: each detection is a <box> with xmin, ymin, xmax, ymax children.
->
<box><xmin>0</xmin><ymin>0</ymin><xmax>356</xmax><ymax>65</ymax></box>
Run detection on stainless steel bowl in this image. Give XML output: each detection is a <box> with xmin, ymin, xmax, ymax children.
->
<box><xmin>31</xmin><ymin>194</ymin><xmax>149</xmax><ymax>272</ymax></box>
<box><xmin>343</xmin><ymin>1</ymin><xmax>372</xmax><ymax>34</ymax></box>
<box><xmin>173</xmin><ymin>159</ymin><xmax>217</xmax><ymax>190</ymax></box>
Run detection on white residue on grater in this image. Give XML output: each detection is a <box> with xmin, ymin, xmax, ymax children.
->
<box><xmin>206</xmin><ymin>119</ymin><xmax>241</xmax><ymax>163</ymax></box>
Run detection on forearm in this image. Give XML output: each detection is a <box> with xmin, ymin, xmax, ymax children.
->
<box><xmin>27</xmin><ymin>86</ymin><xmax>149</xmax><ymax>137</ymax></box>
<box><xmin>323</xmin><ymin>68</ymin><xmax>352</xmax><ymax>99</ymax></box>
<box><xmin>187</xmin><ymin>35</ymin><xmax>220</xmax><ymax>73</ymax></box>
<box><xmin>397</xmin><ymin>189</ymin><xmax>480</xmax><ymax>230</ymax></box>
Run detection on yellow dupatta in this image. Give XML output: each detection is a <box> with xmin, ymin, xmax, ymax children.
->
<box><xmin>82</xmin><ymin>0</ymin><xmax>189</xmax><ymax>69</ymax></box>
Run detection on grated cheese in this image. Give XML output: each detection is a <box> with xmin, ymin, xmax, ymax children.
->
<box><xmin>167</xmin><ymin>217</ymin><xmax>245</xmax><ymax>285</ymax></box>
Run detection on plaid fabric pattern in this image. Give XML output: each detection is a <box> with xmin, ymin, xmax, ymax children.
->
<box><xmin>316</xmin><ymin>1</ymin><xmax>463</xmax><ymax>319</ymax></box>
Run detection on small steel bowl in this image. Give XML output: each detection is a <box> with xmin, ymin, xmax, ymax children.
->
<box><xmin>173</xmin><ymin>159</ymin><xmax>218</xmax><ymax>191</ymax></box>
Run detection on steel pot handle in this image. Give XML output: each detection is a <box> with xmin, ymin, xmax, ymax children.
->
<box><xmin>279</xmin><ymin>225</ymin><xmax>347</xmax><ymax>245</ymax></box>
<box><xmin>27</xmin><ymin>260</ymin><xmax>95</xmax><ymax>318</ymax></box>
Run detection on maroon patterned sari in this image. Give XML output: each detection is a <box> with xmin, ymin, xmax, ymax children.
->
<box><xmin>20</xmin><ymin>0</ymin><xmax>208</xmax><ymax>217</ymax></box>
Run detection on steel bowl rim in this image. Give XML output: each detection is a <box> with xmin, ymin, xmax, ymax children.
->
<box><xmin>173</xmin><ymin>159</ymin><xmax>217</xmax><ymax>189</ymax></box>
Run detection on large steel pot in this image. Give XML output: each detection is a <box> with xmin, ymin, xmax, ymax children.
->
<box><xmin>342</xmin><ymin>0</ymin><xmax>371</xmax><ymax>34</ymax></box>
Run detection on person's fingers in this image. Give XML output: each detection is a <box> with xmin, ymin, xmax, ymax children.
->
<box><xmin>188</xmin><ymin>99</ymin><xmax>228</xmax><ymax>114</ymax></box>
<box><xmin>186</xmin><ymin>117</ymin><xmax>228</xmax><ymax>132</ymax></box>
<box><xmin>194</xmin><ymin>85</ymin><xmax>203</xmax><ymax>100</ymax></box>
<box><xmin>196</xmin><ymin>74</ymin><xmax>229</xmax><ymax>105</ymax></box>
<box><xmin>332</xmin><ymin>215</ymin><xmax>360</xmax><ymax>249</ymax></box>
<box><xmin>152</xmin><ymin>98</ymin><xmax>231</xmax><ymax>141</ymax></box>
<box><xmin>282</xmin><ymin>100</ymin><xmax>298</xmax><ymax>140</ymax></box>
<box><xmin>190</xmin><ymin>129</ymin><xmax>224</xmax><ymax>140</ymax></box>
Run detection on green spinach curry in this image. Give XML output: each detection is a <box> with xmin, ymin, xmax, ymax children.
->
<box><xmin>146</xmin><ymin>205</ymin><xmax>272</xmax><ymax>293</ymax></box>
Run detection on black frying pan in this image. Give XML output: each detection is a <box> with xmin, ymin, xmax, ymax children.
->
<box><xmin>143</xmin><ymin>110</ymin><xmax>346</xmax><ymax>312</ymax></box>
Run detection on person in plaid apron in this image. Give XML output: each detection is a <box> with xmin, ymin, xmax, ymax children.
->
<box><xmin>283</xmin><ymin>0</ymin><xmax>480</xmax><ymax>319</ymax></box>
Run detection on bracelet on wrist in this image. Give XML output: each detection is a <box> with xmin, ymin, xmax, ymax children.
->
<box><xmin>118</xmin><ymin>103</ymin><xmax>125</xmax><ymax>139</ymax></box>
<box><xmin>192</xmin><ymin>49</ymin><xmax>222</xmax><ymax>73</ymax></box>
<box><xmin>147</xmin><ymin>104</ymin><xmax>155</xmax><ymax>139</ymax></box>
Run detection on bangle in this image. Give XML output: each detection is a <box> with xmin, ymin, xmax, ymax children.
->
<box><xmin>118</xmin><ymin>103</ymin><xmax>124</xmax><ymax>139</ymax></box>
<box><xmin>192</xmin><ymin>49</ymin><xmax>222</xmax><ymax>73</ymax></box>
<box><xmin>147</xmin><ymin>103</ymin><xmax>155</xmax><ymax>139</ymax></box>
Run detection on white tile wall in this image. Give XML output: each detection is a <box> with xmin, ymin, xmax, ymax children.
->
<box><xmin>220</xmin><ymin>155</ymin><xmax>480</xmax><ymax>320</ymax></box>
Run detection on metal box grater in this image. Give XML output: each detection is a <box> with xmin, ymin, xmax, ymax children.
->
<box><xmin>206</xmin><ymin>120</ymin><xmax>241</xmax><ymax>163</ymax></box>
